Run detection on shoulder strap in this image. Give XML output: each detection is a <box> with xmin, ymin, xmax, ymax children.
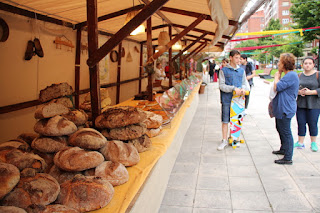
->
<box><xmin>298</xmin><ymin>73</ymin><xmax>302</xmax><ymax>78</ymax></box>
<box><xmin>317</xmin><ymin>71</ymin><xmax>319</xmax><ymax>80</ymax></box>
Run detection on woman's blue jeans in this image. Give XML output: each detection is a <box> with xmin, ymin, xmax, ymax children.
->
<box><xmin>275</xmin><ymin>117</ymin><xmax>293</xmax><ymax>161</ymax></box>
<box><xmin>296</xmin><ymin>107</ymin><xmax>320</xmax><ymax>137</ymax></box>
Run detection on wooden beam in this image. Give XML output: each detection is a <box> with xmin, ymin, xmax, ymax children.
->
<box><xmin>147</xmin><ymin>17</ymin><xmax>153</xmax><ymax>101</ymax></box>
<box><xmin>87</xmin><ymin>0</ymin><xmax>169</xmax><ymax>68</ymax></box>
<box><xmin>152</xmin><ymin>24</ymin><xmax>169</xmax><ymax>31</ymax></box>
<box><xmin>168</xmin><ymin>25</ymin><xmax>173</xmax><ymax>87</ymax></box>
<box><xmin>172</xmin><ymin>32</ymin><xmax>208</xmax><ymax>61</ymax></box>
<box><xmin>188</xmin><ymin>42</ymin><xmax>207</xmax><ymax>60</ymax></box>
<box><xmin>160</xmin><ymin>7</ymin><xmax>238</xmax><ymax>26</ymax></box>
<box><xmin>147</xmin><ymin>14</ymin><xmax>206</xmax><ymax>64</ymax></box>
<box><xmin>86</xmin><ymin>0</ymin><xmax>101</xmax><ymax>125</ymax></box>
<box><xmin>116</xmin><ymin>42</ymin><xmax>122</xmax><ymax>104</ymax></box>
<box><xmin>139</xmin><ymin>43</ymin><xmax>143</xmax><ymax>93</ymax></box>
<box><xmin>182</xmin><ymin>42</ymin><xmax>206</xmax><ymax>61</ymax></box>
<box><xmin>76</xmin><ymin>4</ymin><xmax>145</xmax><ymax>28</ymax></box>
<box><xmin>74</xmin><ymin>28</ymin><xmax>81</xmax><ymax>109</ymax></box>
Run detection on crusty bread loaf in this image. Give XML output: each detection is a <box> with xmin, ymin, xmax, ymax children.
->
<box><xmin>56</xmin><ymin>175</ymin><xmax>114</xmax><ymax>212</ymax></box>
<box><xmin>146</xmin><ymin>126</ymin><xmax>162</xmax><ymax>138</ymax></box>
<box><xmin>62</xmin><ymin>109</ymin><xmax>88</xmax><ymax>126</ymax></box>
<box><xmin>34</xmin><ymin>115</ymin><xmax>77</xmax><ymax>136</ymax></box>
<box><xmin>31</xmin><ymin>136</ymin><xmax>68</xmax><ymax>153</ymax></box>
<box><xmin>128</xmin><ymin>134</ymin><xmax>152</xmax><ymax>153</ymax></box>
<box><xmin>26</xmin><ymin>204</ymin><xmax>79</xmax><ymax>213</ymax></box>
<box><xmin>100</xmin><ymin>140</ymin><xmax>140</xmax><ymax>166</ymax></box>
<box><xmin>95</xmin><ymin>161</ymin><xmax>129</xmax><ymax>186</ymax></box>
<box><xmin>0</xmin><ymin>206</ymin><xmax>27</xmax><ymax>213</ymax></box>
<box><xmin>95</xmin><ymin>106</ymin><xmax>146</xmax><ymax>129</ymax></box>
<box><xmin>49</xmin><ymin>97</ymin><xmax>73</xmax><ymax>108</ymax></box>
<box><xmin>54</xmin><ymin>147</ymin><xmax>104</xmax><ymax>172</ymax></box>
<box><xmin>34</xmin><ymin>103</ymin><xmax>69</xmax><ymax>119</ymax></box>
<box><xmin>0</xmin><ymin>139</ymin><xmax>30</xmax><ymax>152</ymax></box>
<box><xmin>39</xmin><ymin>82</ymin><xmax>73</xmax><ymax>103</ymax></box>
<box><xmin>2</xmin><ymin>149</ymin><xmax>47</xmax><ymax>172</ymax></box>
<box><xmin>142</xmin><ymin>111</ymin><xmax>163</xmax><ymax>129</ymax></box>
<box><xmin>17</xmin><ymin>133</ymin><xmax>39</xmax><ymax>145</ymax></box>
<box><xmin>0</xmin><ymin>162</ymin><xmax>20</xmax><ymax>200</ymax></box>
<box><xmin>101</xmin><ymin>123</ymin><xmax>146</xmax><ymax>141</ymax></box>
<box><xmin>48</xmin><ymin>165</ymin><xmax>81</xmax><ymax>184</ymax></box>
<box><xmin>31</xmin><ymin>151</ymin><xmax>54</xmax><ymax>173</ymax></box>
<box><xmin>1</xmin><ymin>173</ymin><xmax>60</xmax><ymax>210</ymax></box>
<box><xmin>68</xmin><ymin>128</ymin><xmax>107</xmax><ymax>150</ymax></box>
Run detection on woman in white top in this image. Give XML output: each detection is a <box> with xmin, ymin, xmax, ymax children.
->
<box><xmin>154</xmin><ymin>62</ymin><xmax>165</xmax><ymax>81</ymax></box>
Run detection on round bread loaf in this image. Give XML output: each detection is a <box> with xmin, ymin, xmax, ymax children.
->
<box><xmin>0</xmin><ymin>162</ymin><xmax>20</xmax><ymax>200</ymax></box>
<box><xmin>95</xmin><ymin>106</ymin><xmax>146</xmax><ymax>129</ymax></box>
<box><xmin>0</xmin><ymin>206</ymin><xmax>27</xmax><ymax>213</ymax></box>
<box><xmin>101</xmin><ymin>123</ymin><xmax>146</xmax><ymax>141</ymax></box>
<box><xmin>62</xmin><ymin>109</ymin><xmax>88</xmax><ymax>126</ymax></box>
<box><xmin>142</xmin><ymin>111</ymin><xmax>163</xmax><ymax>129</ymax></box>
<box><xmin>34</xmin><ymin>115</ymin><xmax>77</xmax><ymax>136</ymax></box>
<box><xmin>128</xmin><ymin>134</ymin><xmax>152</xmax><ymax>153</ymax></box>
<box><xmin>31</xmin><ymin>151</ymin><xmax>54</xmax><ymax>173</ymax></box>
<box><xmin>34</xmin><ymin>103</ymin><xmax>69</xmax><ymax>119</ymax></box>
<box><xmin>56</xmin><ymin>175</ymin><xmax>114</xmax><ymax>212</ymax></box>
<box><xmin>54</xmin><ymin>147</ymin><xmax>104</xmax><ymax>172</ymax></box>
<box><xmin>26</xmin><ymin>204</ymin><xmax>79</xmax><ymax>213</ymax></box>
<box><xmin>0</xmin><ymin>139</ymin><xmax>30</xmax><ymax>152</ymax></box>
<box><xmin>48</xmin><ymin>165</ymin><xmax>82</xmax><ymax>184</ymax></box>
<box><xmin>100</xmin><ymin>140</ymin><xmax>140</xmax><ymax>166</ymax></box>
<box><xmin>1</xmin><ymin>173</ymin><xmax>60</xmax><ymax>209</ymax></box>
<box><xmin>146</xmin><ymin>126</ymin><xmax>162</xmax><ymax>138</ymax></box>
<box><xmin>31</xmin><ymin>136</ymin><xmax>68</xmax><ymax>153</ymax></box>
<box><xmin>39</xmin><ymin>82</ymin><xmax>73</xmax><ymax>103</ymax></box>
<box><xmin>68</xmin><ymin>128</ymin><xmax>107</xmax><ymax>150</ymax></box>
<box><xmin>95</xmin><ymin>161</ymin><xmax>129</xmax><ymax>186</ymax></box>
<box><xmin>17</xmin><ymin>133</ymin><xmax>39</xmax><ymax>145</ymax></box>
<box><xmin>49</xmin><ymin>97</ymin><xmax>74</xmax><ymax>108</ymax></box>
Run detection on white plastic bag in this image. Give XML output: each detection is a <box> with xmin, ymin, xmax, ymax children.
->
<box><xmin>269</xmin><ymin>81</ymin><xmax>277</xmax><ymax>101</ymax></box>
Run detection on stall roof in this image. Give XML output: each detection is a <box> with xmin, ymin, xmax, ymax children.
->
<box><xmin>1</xmin><ymin>0</ymin><xmax>255</xmax><ymax>52</ymax></box>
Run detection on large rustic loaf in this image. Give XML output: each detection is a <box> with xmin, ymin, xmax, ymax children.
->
<box><xmin>49</xmin><ymin>97</ymin><xmax>73</xmax><ymax>108</ymax></box>
<box><xmin>95</xmin><ymin>161</ymin><xmax>129</xmax><ymax>186</ymax></box>
<box><xmin>128</xmin><ymin>134</ymin><xmax>152</xmax><ymax>153</ymax></box>
<box><xmin>17</xmin><ymin>133</ymin><xmax>39</xmax><ymax>145</ymax></box>
<box><xmin>95</xmin><ymin>106</ymin><xmax>146</xmax><ymax>129</ymax></box>
<box><xmin>62</xmin><ymin>109</ymin><xmax>88</xmax><ymax>126</ymax></box>
<box><xmin>34</xmin><ymin>103</ymin><xmax>69</xmax><ymax>119</ymax></box>
<box><xmin>31</xmin><ymin>151</ymin><xmax>54</xmax><ymax>173</ymax></box>
<box><xmin>0</xmin><ymin>139</ymin><xmax>30</xmax><ymax>152</ymax></box>
<box><xmin>68</xmin><ymin>128</ymin><xmax>107</xmax><ymax>150</ymax></box>
<box><xmin>0</xmin><ymin>206</ymin><xmax>27</xmax><ymax>213</ymax></box>
<box><xmin>26</xmin><ymin>204</ymin><xmax>79</xmax><ymax>213</ymax></box>
<box><xmin>1</xmin><ymin>173</ymin><xmax>60</xmax><ymax>210</ymax></box>
<box><xmin>100</xmin><ymin>140</ymin><xmax>140</xmax><ymax>166</ymax></box>
<box><xmin>54</xmin><ymin>147</ymin><xmax>104</xmax><ymax>172</ymax></box>
<box><xmin>56</xmin><ymin>175</ymin><xmax>114</xmax><ymax>212</ymax></box>
<box><xmin>31</xmin><ymin>136</ymin><xmax>68</xmax><ymax>153</ymax></box>
<box><xmin>142</xmin><ymin>111</ymin><xmax>163</xmax><ymax>129</ymax></box>
<box><xmin>34</xmin><ymin>115</ymin><xmax>77</xmax><ymax>136</ymax></box>
<box><xmin>0</xmin><ymin>162</ymin><xmax>20</xmax><ymax>200</ymax></box>
<box><xmin>101</xmin><ymin>123</ymin><xmax>146</xmax><ymax>141</ymax></box>
<box><xmin>48</xmin><ymin>165</ymin><xmax>82</xmax><ymax>184</ymax></box>
<box><xmin>146</xmin><ymin>126</ymin><xmax>162</xmax><ymax>138</ymax></box>
<box><xmin>39</xmin><ymin>82</ymin><xmax>73</xmax><ymax>103</ymax></box>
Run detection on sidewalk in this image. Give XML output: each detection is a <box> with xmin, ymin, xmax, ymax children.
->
<box><xmin>159</xmin><ymin>77</ymin><xmax>320</xmax><ymax>213</ymax></box>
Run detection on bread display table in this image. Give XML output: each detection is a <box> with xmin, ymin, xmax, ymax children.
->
<box><xmin>94</xmin><ymin>83</ymin><xmax>200</xmax><ymax>213</ymax></box>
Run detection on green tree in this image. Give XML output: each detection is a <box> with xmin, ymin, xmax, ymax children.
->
<box><xmin>290</xmin><ymin>0</ymin><xmax>320</xmax><ymax>42</ymax></box>
<box><xmin>234</xmin><ymin>39</ymin><xmax>258</xmax><ymax>54</ymax></box>
<box><xmin>282</xmin><ymin>34</ymin><xmax>304</xmax><ymax>58</ymax></box>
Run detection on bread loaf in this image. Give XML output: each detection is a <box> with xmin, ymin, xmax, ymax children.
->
<box><xmin>49</xmin><ymin>97</ymin><xmax>73</xmax><ymax>108</ymax></box>
<box><xmin>1</xmin><ymin>173</ymin><xmax>60</xmax><ymax>210</ymax></box>
<box><xmin>34</xmin><ymin>103</ymin><xmax>69</xmax><ymax>119</ymax></box>
<box><xmin>56</xmin><ymin>175</ymin><xmax>114</xmax><ymax>212</ymax></box>
<box><xmin>95</xmin><ymin>106</ymin><xmax>146</xmax><ymax>129</ymax></box>
<box><xmin>68</xmin><ymin>128</ymin><xmax>106</xmax><ymax>150</ymax></box>
<box><xmin>0</xmin><ymin>139</ymin><xmax>30</xmax><ymax>152</ymax></box>
<box><xmin>0</xmin><ymin>206</ymin><xmax>27</xmax><ymax>213</ymax></box>
<box><xmin>100</xmin><ymin>140</ymin><xmax>140</xmax><ymax>166</ymax></box>
<box><xmin>17</xmin><ymin>133</ymin><xmax>39</xmax><ymax>145</ymax></box>
<box><xmin>95</xmin><ymin>161</ymin><xmax>129</xmax><ymax>186</ymax></box>
<box><xmin>54</xmin><ymin>147</ymin><xmax>104</xmax><ymax>172</ymax></box>
<box><xmin>31</xmin><ymin>151</ymin><xmax>54</xmax><ymax>173</ymax></box>
<box><xmin>48</xmin><ymin>165</ymin><xmax>82</xmax><ymax>184</ymax></box>
<box><xmin>26</xmin><ymin>204</ymin><xmax>79</xmax><ymax>213</ymax></box>
<box><xmin>142</xmin><ymin>111</ymin><xmax>163</xmax><ymax>129</ymax></box>
<box><xmin>39</xmin><ymin>82</ymin><xmax>73</xmax><ymax>103</ymax></box>
<box><xmin>146</xmin><ymin>126</ymin><xmax>162</xmax><ymax>138</ymax></box>
<box><xmin>31</xmin><ymin>136</ymin><xmax>68</xmax><ymax>153</ymax></box>
<box><xmin>101</xmin><ymin>123</ymin><xmax>146</xmax><ymax>140</ymax></box>
<box><xmin>0</xmin><ymin>162</ymin><xmax>20</xmax><ymax>199</ymax></box>
<box><xmin>34</xmin><ymin>115</ymin><xmax>77</xmax><ymax>136</ymax></box>
<box><xmin>62</xmin><ymin>109</ymin><xmax>88</xmax><ymax>126</ymax></box>
<box><xmin>128</xmin><ymin>134</ymin><xmax>152</xmax><ymax>153</ymax></box>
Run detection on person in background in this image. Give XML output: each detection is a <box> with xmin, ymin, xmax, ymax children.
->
<box><xmin>217</xmin><ymin>50</ymin><xmax>250</xmax><ymax>151</ymax></box>
<box><xmin>154</xmin><ymin>62</ymin><xmax>165</xmax><ymax>81</ymax></box>
<box><xmin>240</xmin><ymin>54</ymin><xmax>256</xmax><ymax>109</ymax></box>
<box><xmin>295</xmin><ymin>57</ymin><xmax>320</xmax><ymax>152</ymax></box>
<box><xmin>208</xmin><ymin>60</ymin><xmax>215</xmax><ymax>82</ymax></box>
<box><xmin>221</xmin><ymin>58</ymin><xmax>229</xmax><ymax>69</ymax></box>
<box><xmin>164</xmin><ymin>62</ymin><xmax>170</xmax><ymax>78</ymax></box>
<box><xmin>272</xmin><ymin>53</ymin><xmax>299</xmax><ymax>165</ymax></box>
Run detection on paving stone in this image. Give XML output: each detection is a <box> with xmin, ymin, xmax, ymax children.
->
<box><xmin>303</xmin><ymin>192</ymin><xmax>320</xmax><ymax>212</ymax></box>
<box><xmin>193</xmin><ymin>208</ymin><xmax>232</xmax><ymax>213</ymax></box>
<box><xmin>226</xmin><ymin>155</ymin><xmax>254</xmax><ymax>166</ymax></box>
<box><xmin>229</xmin><ymin>177</ymin><xmax>264</xmax><ymax>192</ymax></box>
<box><xmin>197</xmin><ymin>175</ymin><xmax>229</xmax><ymax>190</ymax></box>
<box><xmin>194</xmin><ymin>190</ymin><xmax>231</xmax><ymax>209</ymax></box>
<box><xmin>231</xmin><ymin>191</ymin><xmax>271</xmax><ymax>211</ymax></box>
<box><xmin>228</xmin><ymin>165</ymin><xmax>258</xmax><ymax>177</ymax></box>
<box><xmin>159</xmin><ymin>205</ymin><xmax>193</xmax><ymax>213</ymax></box>
<box><xmin>294</xmin><ymin>177</ymin><xmax>320</xmax><ymax>193</ymax></box>
<box><xmin>161</xmin><ymin>188</ymin><xmax>195</xmax><ymax>207</ymax></box>
<box><xmin>260</xmin><ymin>176</ymin><xmax>300</xmax><ymax>192</ymax></box>
<box><xmin>198</xmin><ymin>163</ymin><xmax>228</xmax><ymax>176</ymax></box>
<box><xmin>171</xmin><ymin>162</ymin><xmax>199</xmax><ymax>174</ymax></box>
<box><xmin>201</xmin><ymin>154</ymin><xmax>227</xmax><ymax>164</ymax></box>
<box><xmin>286</xmin><ymin>162</ymin><xmax>320</xmax><ymax>177</ymax></box>
<box><xmin>167</xmin><ymin>173</ymin><xmax>197</xmax><ymax>189</ymax></box>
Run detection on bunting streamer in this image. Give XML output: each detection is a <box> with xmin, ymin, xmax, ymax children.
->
<box><xmin>235</xmin><ymin>41</ymin><xmax>302</xmax><ymax>51</ymax></box>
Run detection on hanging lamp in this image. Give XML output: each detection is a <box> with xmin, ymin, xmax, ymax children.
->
<box><xmin>172</xmin><ymin>41</ymin><xmax>182</xmax><ymax>50</ymax></box>
<box><xmin>158</xmin><ymin>31</ymin><xmax>170</xmax><ymax>46</ymax></box>
<box><xmin>125</xmin><ymin>10</ymin><xmax>146</xmax><ymax>36</ymax></box>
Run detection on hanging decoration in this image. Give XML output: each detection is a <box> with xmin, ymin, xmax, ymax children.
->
<box><xmin>235</xmin><ymin>41</ymin><xmax>303</xmax><ymax>51</ymax></box>
<box><xmin>158</xmin><ymin>31</ymin><xmax>170</xmax><ymax>46</ymax></box>
<box><xmin>53</xmin><ymin>36</ymin><xmax>74</xmax><ymax>51</ymax></box>
<box><xmin>125</xmin><ymin>0</ymin><xmax>145</xmax><ymax>36</ymax></box>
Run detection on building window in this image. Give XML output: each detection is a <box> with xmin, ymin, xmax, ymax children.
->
<box><xmin>282</xmin><ymin>10</ymin><xmax>289</xmax><ymax>15</ymax></box>
<box><xmin>282</xmin><ymin>2</ymin><xmax>289</xmax><ymax>6</ymax></box>
<box><xmin>282</xmin><ymin>18</ymin><xmax>289</xmax><ymax>24</ymax></box>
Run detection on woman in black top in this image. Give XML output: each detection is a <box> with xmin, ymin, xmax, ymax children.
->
<box><xmin>295</xmin><ymin>57</ymin><xmax>320</xmax><ymax>152</ymax></box>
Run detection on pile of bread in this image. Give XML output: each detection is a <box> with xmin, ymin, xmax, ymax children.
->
<box><xmin>0</xmin><ymin>83</ymin><xmax>164</xmax><ymax>213</ymax></box>
<box><xmin>80</xmin><ymin>88</ymin><xmax>112</xmax><ymax>113</ymax></box>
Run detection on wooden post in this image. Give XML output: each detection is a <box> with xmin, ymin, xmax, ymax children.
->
<box><xmin>139</xmin><ymin>43</ymin><xmax>143</xmax><ymax>93</ymax></box>
<box><xmin>116</xmin><ymin>42</ymin><xmax>122</xmax><ymax>104</ymax></box>
<box><xmin>75</xmin><ymin>28</ymin><xmax>81</xmax><ymax>109</ymax></box>
<box><xmin>86</xmin><ymin>0</ymin><xmax>101</xmax><ymax>126</ymax></box>
<box><xmin>168</xmin><ymin>25</ymin><xmax>173</xmax><ymax>87</ymax></box>
<box><xmin>146</xmin><ymin>17</ymin><xmax>153</xmax><ymax>101</ymax></box>
<box><xmin>185</xmin><ymin>60</ymin><xmax>188</xmax><ymax>78</ymax></box>
<box><xmin>179</xmin><ymin>55</ymin><xmax>182</xmax><ymax>80</ymax></box>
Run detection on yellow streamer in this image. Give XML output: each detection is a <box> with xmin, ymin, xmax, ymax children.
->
<box><xmin>235</xmin><ymin>29</ymin><xmax>301</xmax><ymax>36</ymax></box>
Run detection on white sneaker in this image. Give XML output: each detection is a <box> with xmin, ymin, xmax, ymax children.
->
<box><xmin>217</xmin><ymin>140</ymin><xmax>228</xmax><ymax>151</ymax></box>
